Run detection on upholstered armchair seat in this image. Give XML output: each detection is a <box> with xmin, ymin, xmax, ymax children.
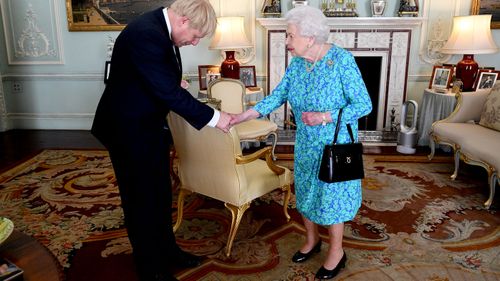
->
<box><xmin>235</xmin><ymin>119</ymin><xmax>278</xmax><ymax>140</ymax></box>
<box><xmin>167</xmin><ymin>112</ymin><xmax>292</xmax><ymax>256</ymax></box>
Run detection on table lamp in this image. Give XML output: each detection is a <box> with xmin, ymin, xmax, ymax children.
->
<box><xmin>440</xmin><ymin>15</ymin><xmax>499</xmax><ymax>91</ymax></box>
<box><xmin>209</xmin><ymin>17</ymin><xmax>252</xmax><ymax>79</ymax></box>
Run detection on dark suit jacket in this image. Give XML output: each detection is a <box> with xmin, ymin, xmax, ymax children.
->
<box><xmin>91</xmin><ymin>7</ymin><xmax>214</xmax><ymax>149</ymax></box>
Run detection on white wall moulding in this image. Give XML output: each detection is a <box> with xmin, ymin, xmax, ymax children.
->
<box><xmin>0</xmin><ymin>0</ymin><xmax>64</xmax><ymax>65</ymax></box>
<box><xmin>257</xmin><ymin>17</ymin><xmax>424</xmax><ymax>131</ymax></box>
<box><xmin>418</xmin><ymin>0</ymin><xmax>461</xmax><ymax>65</ymax></box>
<box><xmin>7</xmin><ymin>113</ymin><xmax>95</xmax><ymax>130</ymax></box>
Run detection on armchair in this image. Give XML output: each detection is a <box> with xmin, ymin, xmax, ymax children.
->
<box><xmin>167</xmin><ymin>112</ymin><xmax>292</xmax><ymax>256</ymax></box>
<box><xmin>208</xmin><ymin>78</ymin><xmax>278</xmax><ymax>159</ymax></box>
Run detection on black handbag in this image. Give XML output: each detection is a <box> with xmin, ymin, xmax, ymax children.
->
<box><xmin>318</xmin><ymin>108</ymin><xmax>365</xmax><ymax>183</ymax></box>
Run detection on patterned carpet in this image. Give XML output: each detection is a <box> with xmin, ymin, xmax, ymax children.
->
<box><xmin>0</xmin><ymin>150</ymin><xmax>499</xmax><ymax>281</ymax></box>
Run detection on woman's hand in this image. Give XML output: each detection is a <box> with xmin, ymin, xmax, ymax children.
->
<box><xmin>302</xmin><ymin>112</ymin><xmax>330</xmax><ymax>126</ymax></box>
<box><xmin>230</xmin><ymin>109</ymin><xmax>260</xmax><ymax>126</ymax></box>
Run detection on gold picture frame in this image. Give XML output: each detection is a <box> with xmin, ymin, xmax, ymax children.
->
<box><xmin>429</xmin><ymin>65</ymin><xmax>454</xmax><ymax>90</ymax></box>
<box><xmin>471</xmin><ymin>0</ymin><xmax>500</xmax><ymax>29</ymax></box>
<box><xmin>65</xmin><ymin>0</ymin><xmax>173</xmax><ymax>31</ymax></box>
<box><xmin>198</xmin><ymin>65</ymin><xmax>220</xmax><ymax>90</ymax></box>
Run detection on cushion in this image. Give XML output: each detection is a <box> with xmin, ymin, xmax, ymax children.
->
<box><xmin>479</xmin><ymin>82</ymin><xmax>500</xmax><ymax>131</ymax></box>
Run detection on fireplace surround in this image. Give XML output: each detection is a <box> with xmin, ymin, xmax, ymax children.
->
<box><xmin>257</xmin><ymin>17</ymin><xmax>423</xmax><ymax>140</ymax></box>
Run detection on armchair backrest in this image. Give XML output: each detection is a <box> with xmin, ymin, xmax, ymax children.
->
<box><xmin>167</xmin><ymin>112</ymin><xmax>250</xmax><ymax>206</ymax></box>
<box><xmin>207</xmin><ymin>78</ymin><xmax>245</xmax><ymax>114</ymax></box>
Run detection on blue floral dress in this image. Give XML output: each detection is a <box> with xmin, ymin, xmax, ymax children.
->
<box><xmin>253</xmin><ymin>45</ymin><xmax>372</xmax><ymax>225</ymax></box>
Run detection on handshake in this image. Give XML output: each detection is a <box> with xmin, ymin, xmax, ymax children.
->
<box><xmin>215</xmin><ymin>109</ymin><xmax>259</xmax><ymax>133</ymax></box>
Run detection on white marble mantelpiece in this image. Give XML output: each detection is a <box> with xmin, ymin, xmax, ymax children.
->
<box><xmin>257</xmin><ymin>17</ymin><xmax>424</xmax><ymax>29</ymax></box>
<box><xmin>257</xmin><ymin>17</ymin><xmax>424</xmax><ymax>131</ymax></box>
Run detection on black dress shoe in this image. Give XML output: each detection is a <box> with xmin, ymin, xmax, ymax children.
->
<box><xmin>175</xmin><ymin>249</ymin><xmax>202</xmax><ymax>268</ymax></box>
<box><xmin>315</xmin><ymin>251</ymin><xmax>347</xmax><ymax>280</ymax></box>
<box><xmin>291</xmin><ymin>240</ymin><xmax>322</xmax><ymax>263</ymax></box>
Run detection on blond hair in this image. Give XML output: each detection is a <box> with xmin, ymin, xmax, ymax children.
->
<box><xmin>170</xmin><ymin>0</ymin><xmax>217</xmax><ymax>37</ymax></box>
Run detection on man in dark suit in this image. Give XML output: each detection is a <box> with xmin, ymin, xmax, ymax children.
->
<box><xmin>91</xmin><ymin>1</ymin><xmax>230</xmax><ymax>280</ymax></box>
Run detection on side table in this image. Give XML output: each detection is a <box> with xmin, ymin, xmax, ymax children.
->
<box><xmin>0</xmin><ymin>230</ymin><xmax>64</xmax><ymax>281</ymax></box>
<box><xmin>417</xmin><ymin>89</ymin><xmax>458</xmax><ymax>147</ymax></box>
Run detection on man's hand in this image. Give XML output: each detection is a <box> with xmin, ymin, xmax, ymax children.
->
<box><xmin>216</xmin><ymin>111</ymin><xmax>232</xmax><ymax>133</ymax></box>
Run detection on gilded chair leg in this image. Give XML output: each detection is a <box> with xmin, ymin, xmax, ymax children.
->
<box><xmin>484</xmin><ymin>172</ymin><xmax>497</xmax><ymax>209</ymax></box>
<box><xmin>282</xmin><ymin>184</ymin><xmax>291</xmax><ymax>222</ymax></box>
<box><xmin>451</xmin><ymin>149</ymin><xmax>460</xmax><ymax>180</ymax></box>
<box><xmin>173</xmin><ymin>189</ymin><xmax>189</xmax><ymax>232</ymax></box>
<box><xmin>224</xmin><ymin>202</ymin><xmax>251</xmax><ymax>257</ymax></box>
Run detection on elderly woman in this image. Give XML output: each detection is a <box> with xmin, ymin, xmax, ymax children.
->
<box><xmin>230</xmin><ymin>5</ymin><xmax>372</xmax><ymax>280</ymax></box>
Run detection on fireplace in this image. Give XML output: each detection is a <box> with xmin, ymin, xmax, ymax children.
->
<box><xmin>257</xmin><ymin>17</ymin><xmax>423</xmax><ymax>141</ymax></box>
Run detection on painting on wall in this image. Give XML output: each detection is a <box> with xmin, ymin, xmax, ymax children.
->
<box><xmin>0</xmin><ymin>0</ymin><xmax>64</xmax><ymax>64</ymax></box>
<box><xmin>66</xmin><ymin>0</ymin><xmax>174</xmax><ymax>31</ymax></box>
<box><xmin>472</xmin><ymin>0</ymin><xmax>500</xmax><ymax>29</ymax></box>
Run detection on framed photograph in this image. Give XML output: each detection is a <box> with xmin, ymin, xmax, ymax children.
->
<box><xmin>104</xmin><ymin>61</ymin><xmax>111</xmax><ymax>84</ymax></box>
<box><xmin>261</xmin><ymin>0</ymin><xmax>281</xmax><ymax>17</ymax></box>
<box><xmin>65</xmin><ymin>0</ymin><xmax>174</xmax><ymax>31</ymax></box>
<box><xmin>471</xmin><ymin>0</ymin><xmax>500</xmax><ymax>29</ymax></box>
<box><xmin>239</xmin><ymin>66</ymin><xmax>257</xmax><ymax>88</ymax></box>
<box><xmin>429</xmin><ymin>65</ymin><xmax>454</xmax><ymax>90</ymax></box>
<box><xmin>206</xmin><ymin>73</ymin><xmax>221</xmax><ymax>88</ymax></box>
<box><xmin>198</xmin><ymin>65</ymin><xmax>220</xmax><ymax>90</ymax></box>
<box><xmin>474</xmin><ymin>70</ymin><xmax>499</xmax><ymax>90</ymax></box>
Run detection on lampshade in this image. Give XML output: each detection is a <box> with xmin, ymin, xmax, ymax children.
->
<box><xmin>209</xmin><ymin>17</ymin><xmax>252</xmax><ymax>50</ymax></box>
<box><xmin>440</xmin><ymin>15</ymin><xmax>499</xmax><ymax>91</ymax></box>
<box><xmin>209</xmin><ymin>17</ymin><xmax>252</xmax><ymax>79</ymax></box>
<box><xmin>440</xmin><ymin>15</ymin><xmax>498</xmax><ymax>55</ymax></box>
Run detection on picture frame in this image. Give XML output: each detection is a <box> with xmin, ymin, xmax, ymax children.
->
<box><xmin>104</xmin><ymin>61</ymin><xmax>111</xmax><ymax>84</ymax></box>
<box><xmin>261</xmin><ymin>0</ymin><xmax>281</xmax><ymax>17</ymax></box>
<box><xmin>65</xmin><ymin>0</ymin><xmax>174</xmax><ymax>31</ymax></box>
<box><xmin>206</xmin><ymin>73</ymin><xmax>221</xmax><ymax>88</ymax></box>
<box><xmin>471</xmin><ymin>0</ymin><xmax>500</xmax><ymax>29</ymax></box>
<box><xmin>429</xmin><ymin>65</ymin><xmax>454</xmax><ymax>90</ymax></box>
<box><xmin>474</xmin><ymin>70</ymin><xmax>499</xmax><ymax>90</ymax></box>
<box><xmin>239</xmin><ymin>66</ymin><xmax>257</xmax><ymax>88</ymax></box>
<box><xmin>198</xmin><ymin>65</ymin><xmax>220</xmax><ymax>90</ymax></box>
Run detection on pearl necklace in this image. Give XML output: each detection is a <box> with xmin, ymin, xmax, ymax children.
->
<box><xmin>305</xmin><ymin>44</ymin><xmax>325</xmax><ymax>72</ymax></box>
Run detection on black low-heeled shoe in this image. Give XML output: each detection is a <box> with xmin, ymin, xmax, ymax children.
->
<box><xmin>315</xmin><ymin>251</ymin><xmax>347</xmax><ymax>280</ymax></box>
<box><xmin>291</xmin><ymin>240</ymin><xmax>322</xmax><ymax>263</ymax></box>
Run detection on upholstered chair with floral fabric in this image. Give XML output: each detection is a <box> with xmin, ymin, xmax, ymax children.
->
<box><xmin>167</xmin><ymin>112</ymin><xmax>292</xmax><ymax>256</ymax></box>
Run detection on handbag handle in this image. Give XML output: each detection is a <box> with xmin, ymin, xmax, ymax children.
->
<box><xmin>332</xmin><ymin>108</ymin><xmax>355</xmax><ymax>144</ymax></box>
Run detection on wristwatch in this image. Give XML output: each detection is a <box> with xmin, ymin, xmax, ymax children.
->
<box><xmin>322</xmin><ymin>113</ymin><xmax>327</xmax><ymax>126</ymax></box>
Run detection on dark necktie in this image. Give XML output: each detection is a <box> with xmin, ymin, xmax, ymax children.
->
<box><xmin>174</xmin><ymin>46</ymin><xmax>182</xmax><ymax>73</ymax></box>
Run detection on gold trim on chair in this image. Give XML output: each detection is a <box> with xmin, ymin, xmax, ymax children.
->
<box><xmin>168</xmin><ymin>112</ymin><xmax>292</xmax><ymax>256</ymax></box>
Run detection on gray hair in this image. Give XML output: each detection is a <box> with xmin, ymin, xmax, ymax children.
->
<box><xmin>285</xmin><ymin>6</ymin><xmax>329</xmax><ymax>44</ymax></box>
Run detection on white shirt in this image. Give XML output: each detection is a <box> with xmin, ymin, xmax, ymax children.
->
<box><xmin>162</xmin><ymin>8</ymin><xmax>220</xmax><ymax>127</ymax></box>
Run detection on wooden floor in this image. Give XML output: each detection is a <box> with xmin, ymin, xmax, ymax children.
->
<box><xmin>0</xmin><ymin>129</ymin><xmax>438</xmax><ymax>172</ymax></box>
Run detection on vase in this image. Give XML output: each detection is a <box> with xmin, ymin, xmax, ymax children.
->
<box><xmin>371</xmin><ymin>0</ymin><xmax>386</xmax><ymax>17</ymax></box>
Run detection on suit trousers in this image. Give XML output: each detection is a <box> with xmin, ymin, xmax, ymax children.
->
<box><xmin>108</xmin><ymin>128</ymin><xmax>177</xmax><ymax>279</ymax></box>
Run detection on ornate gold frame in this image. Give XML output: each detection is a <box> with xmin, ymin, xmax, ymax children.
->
<box><xmin>65</xmin><ymin>0</ymin><xmax>172</xmax><ymax>31</ymax></box>
<box><xmin>471</xmin><ymin>0</ymin><xmax>500</xmax><ymax>29</ymax></box>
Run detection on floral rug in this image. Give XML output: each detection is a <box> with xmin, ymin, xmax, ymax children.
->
<box><xmin>0</xmin><ymin>150</ymin><xmax>499</xmax><ymax>281</ymax></box>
